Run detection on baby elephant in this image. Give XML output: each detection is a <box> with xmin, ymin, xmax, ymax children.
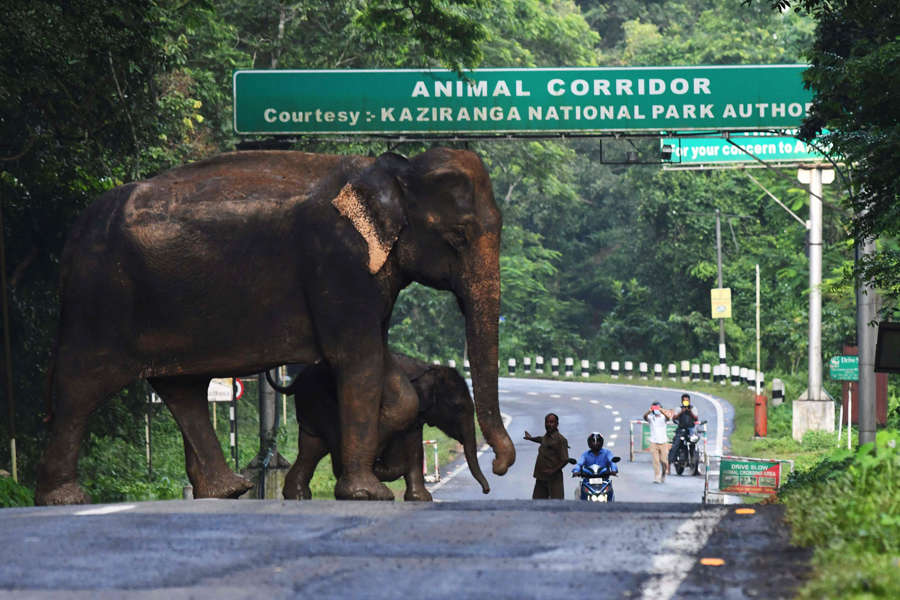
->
<box><xmin>268</xmin><ymin>354</ymin><xmax>490</xmax><ymax>501</ymax></box>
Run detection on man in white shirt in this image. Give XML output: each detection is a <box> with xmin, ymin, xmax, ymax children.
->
<box><xmin>643</xmin><ymin>401</ymin><xmax>670</xmax><ymax>483</ymax></box>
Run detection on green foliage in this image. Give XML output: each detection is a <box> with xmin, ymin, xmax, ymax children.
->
<box><xmin>763</xmin><ymin>0</ymin><xmax>900</xmax><ymax>310</ymax></box>
<box><xmin>779</xmin><ymin>431</ymin><xmax>900</xmax><ymax>598</ymax></box>
<box><xmin>0</xmin><ymin>1</ymin><xmax>885</xmax><ymax>538</ymax></box>
<box><xmin>0</xmin><ymin>476</ymin><xmax>34</xmax><ymax>507</ymax></box>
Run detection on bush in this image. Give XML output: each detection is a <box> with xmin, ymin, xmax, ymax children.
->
<box><xmin>800</xmin><ymin>429</ymin><xmax>838</xmax><ymax>451</ymax></box>
<box><xmin>780</xmin><ymin>430</ymin><xmax>900</xmax><ymax>599</ymax></box>
<box><xmin>0</xmin><ymin>475</ymin><xmax>34</xmax><ymax>507</ymax></box>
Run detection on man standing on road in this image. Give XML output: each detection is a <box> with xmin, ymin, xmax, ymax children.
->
<box><xmin>524</xmin><ymin>413</ymin><xmax>570</xmax><ymax>499</ymax></box>
<box><xmin>643</xmin><ymin>402</ymin><xmax>670</xmax><ymax>483</ymax></box>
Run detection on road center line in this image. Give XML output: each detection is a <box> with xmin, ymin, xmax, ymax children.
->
<box><xmin>74</xmin><ymin>504</ymin><xmax>136</xmax><ymax>516</ymax></box>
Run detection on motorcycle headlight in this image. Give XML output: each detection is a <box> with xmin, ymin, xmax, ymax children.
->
<box><xmin>690</xmin><ymin>434</ymin><xmax>699</xmax><ymax>443</ymax></box>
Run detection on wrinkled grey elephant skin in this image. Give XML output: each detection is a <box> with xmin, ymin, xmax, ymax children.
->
<box><xmin>270</xmin><ymin>353</ymin><xmax>490</xmax><ymax>501</ymax></box>
<box><xmin>36</xmin><ymin>148</ymin><xmax>515</xmax><ymax>505</ymax></box>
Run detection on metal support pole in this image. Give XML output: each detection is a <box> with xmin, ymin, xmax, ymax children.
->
<box><xmin>857</xmin><ymin>234</ymin><xmax>878</xmax><ymax>448</ymax></box>
<box><xmin>230</xmin><ymin>380</ymin><xmax>238</xmax><ymax>470</ymax></box>
<box><xmin>807</xmin><ymin>168</ymin><xmax>823</xmax><ymax>403</ymax></box>
<box><xmin>0</xmin><ymin>202</ymin><xmax>17</xmax><ymax>482</ymax></box>
<box><xmin>756</xmin><ymin>264</ymin><xmax>761</xmax><ymax>397</ymax></box>
<box><xmin>715</xmin><ymin>209</ymin><xmax>726</xmax><ymax>369</ymax></box>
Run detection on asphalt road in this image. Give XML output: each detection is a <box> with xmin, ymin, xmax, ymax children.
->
<box><xmin>431</xmin><ymin>377</ymin><xmax>736</xmax><ymax>503</ymax></box>
<box><xmin>0</xmin><ymin>378</ymin><xmax>811</xmax><ymax>599</ymax></box>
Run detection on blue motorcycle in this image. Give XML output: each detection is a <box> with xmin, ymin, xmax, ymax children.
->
<box><xmin>571</xmin><ymin>456</ymin><xmax>621</xmax><ymax>502</ymax></box>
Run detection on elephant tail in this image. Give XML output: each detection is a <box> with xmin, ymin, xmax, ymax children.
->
<box><xmin>42</xmin><ymin>341</ymin><xmax>58</xmax><ymax>423</ymax></box>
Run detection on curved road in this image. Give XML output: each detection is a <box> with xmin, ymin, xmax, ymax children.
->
<box><xmin>431</xmin><ymin>377</ymin><xmax>735</xmax><ymax>503</ymax></box>
<box><xmin>0</xmin><ymin>379</ymin><xmax>810</xmax><ymax>599</ymax></box>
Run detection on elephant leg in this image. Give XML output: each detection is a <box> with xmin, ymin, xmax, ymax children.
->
<box><xmin>401</xmin><ymin>424</ymin><xmax>432</xmax><ymax>502</ymax></box>
<box><xmin>284</xmin><ymin>428</ymin><xmax>328</xmax><ymax>500</ymax></box>
<box><xmin>35</xmin><ymin>363</ymin><xmax>132</xmax><ymax>505</ymax></box>
<box><xmin>149</xmin><ymin>376</ymin><xmax>253</xmax><ymax>499</ymax></box>
<box><xmin>332</xmin><ymin>358</ymin><xmax>419</xmax><ymax>500</ymax></box>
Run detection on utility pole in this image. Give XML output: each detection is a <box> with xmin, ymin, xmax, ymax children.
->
<box><xmin>857</xmin><ymin>233</ymin><xmax>879</xmax><ymax>448</ymax></box>
<box><xmin>715</xmin><ymin>209</ymin><xmax>726</xmax><ymax>372</ymax></box>
<box><xmin>0</xmin><ymin>201</ymin><xmax>16</xmax><ymax>482</ymax></box>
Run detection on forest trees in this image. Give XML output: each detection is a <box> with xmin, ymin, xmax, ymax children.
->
<box><xmin>763</xmin><ymin>0</ymin><xmax>900</xmax><ymax>307</ymax></box>
<box><xmin>1</xmin><ymin>0</ymin><xmax>870</xmax><ymax>487</ymax></box>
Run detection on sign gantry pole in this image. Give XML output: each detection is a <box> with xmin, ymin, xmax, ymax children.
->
<box><xmin>807</xmin><ymin>167</ymin><xmax>824</xmax><ymax>405</ymax></box>
<box><xmin>792</xmin><ymin>167</ymin><xmax>834</xmax><ymax>440</ymax></box>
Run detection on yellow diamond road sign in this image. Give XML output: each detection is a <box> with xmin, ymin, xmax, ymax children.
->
<box><xmin>711</xmin><ymin>288</ymin><xmax>732</xmax><ymax>319</ymax></box>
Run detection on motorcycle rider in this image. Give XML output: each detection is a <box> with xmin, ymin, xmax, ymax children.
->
<box><xmin>573</xmin><ymin>432</ymin><xmax>618</xmax><ymax>500</ymax></box>
<box><xmin>668</xmin><ymin>394</ymin><xmax>699</xmax><ymax>475</ymax></box>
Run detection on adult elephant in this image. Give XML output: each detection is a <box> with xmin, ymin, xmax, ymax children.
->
<box><xmin>36</xmin><ymin>148</ymin><xmax>515</xmax><ymax>505</ymax></box>
<box><xmin>269</xmin><ymin>354</ymin><xmax>490</xmax><ymax>501</ymax></box>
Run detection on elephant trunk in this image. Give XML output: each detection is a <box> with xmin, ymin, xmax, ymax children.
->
<box><xmin>461</xmin><ymin>235</ymin><xmax>515</xmax><ymax>476</ymax></box>
<box><xmin>461</xmin><ymin>420</ymin><xmax>490</xmax><ymax>494</ymax></box>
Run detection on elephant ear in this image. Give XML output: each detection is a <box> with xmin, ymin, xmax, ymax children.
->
<box><xmin>332</xmin><ymin>153</ymin><xmax>408</xmax><ymax>274</ymax></box>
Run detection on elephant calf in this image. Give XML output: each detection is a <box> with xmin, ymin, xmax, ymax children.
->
<box><xmin>270</xmin><ymin>354</ymin><xmax>490</xmax><ymax>501</ymax></box>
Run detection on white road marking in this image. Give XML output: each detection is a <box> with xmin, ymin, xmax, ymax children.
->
<box><xmin>589</xmin><ymin>400</ymin><xmax>599</xmax><ymax>404</ymax></box>
<box><xmin>551</xmin><ymin>394</ymin><xmax>561</xmax><ymax>398</ymax></box>
<box><xmin>607</xmin><ymin>442</ymin><xmax>616</xmax><ymax>448</ymax></box>
<box><xmin>527</xmin><ymin>392</ymin><xmax>538</xmax><ymax>396</ymax></box>
<box><xmin>614</xmin><ymin>417</ymin><xmax>622</xmax><ymax>423</ymax></box>
<box><xmin>604</xmin><ymin>404</ymin><xmax>613</xmax><ymax>409</ymax></box>
<box><xmin>639</xmin><ymin>509</ymin><xmax>727</xmax><ymax>600</ymax></box>
<box><xmin>571</xmin><ymin>396</ymin><xmax>581</xmax><ymax>400</ymax></box>
<box><xmin>74</xmin><ymin>504</ymin><xmax>136</xmax><ymax>516</ymax></box>
<box><xmin>614</xmin><ymin>426</ymin><xmax>621</xmax><ymax>431</ymax></box>
<box><xmin>612</xmin><ymin>410</ymin><xmax>620</xmax><ymax>415</ymax></box>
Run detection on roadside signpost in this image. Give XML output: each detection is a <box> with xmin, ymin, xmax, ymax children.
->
<box><xmin>829</xmin><ymin>355</ymin><xmax>859</xmax><ymax>381</ymax></box>
<box><xmin>704</xmin><ymin>455</ymin><xmax>793</xmax><ymax>503</ymax></box>
<box><xmin>830</xmin><ymin>355</ymin><xmax>859</xmax><ymax>448</ymax></box>
<box><xmin>710</xmin><ymin>287</ymin><xmax>732</xmax><ymax>319</ymax></box>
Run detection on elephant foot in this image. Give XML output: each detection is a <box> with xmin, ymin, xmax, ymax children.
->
<box><xmin>193</xmin><ymin>472</ymin><xmax>254</xmax><ymax>499</ymax></box>
<box><xmin>283</xmin><ymin>482</ymin><xmax>312</xmax><ymax>500</ymax></box>
<box><xmin>35</xmin><ymin>482</ymin><xmax>91</xmax><ymax>506</ymax></box>
<box><xmin>335</xmin><ymin>473</ymin><xmax>395</xmax><ymax>501</ymax></box>
<box><xmin>403</xmin><ymin>487</ymin><xmax>433</xmax><ymax>502</ymax></box>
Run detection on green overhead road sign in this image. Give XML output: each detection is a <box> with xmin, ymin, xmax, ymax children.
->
<box><xmin>661</xmin><ymin>131</ymin><xmax>826</xmax><ymax>165</ymax></box>
<box><xmin>233</xmin><ymin>65</ymin><xmax>812</xmax><ymax>135</ymax></box>
<box><xmin>829</xmin><ymin>355</ymin><xmax>859</xmax><ymax>381</ymax></box>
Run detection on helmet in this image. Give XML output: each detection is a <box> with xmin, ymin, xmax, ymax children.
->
<box><xmin>587</xmin><ymin>432</ymin><xmax>604</xmax><ymax>448</ymax></box>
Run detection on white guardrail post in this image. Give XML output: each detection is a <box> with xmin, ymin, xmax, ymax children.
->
<box><xmin>423</xmin><ymin>440</ymin><xmax>440</xmax><ymax>483</ymax></box>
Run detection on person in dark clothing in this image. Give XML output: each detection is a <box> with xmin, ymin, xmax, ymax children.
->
<box><xmin>668</xmin><ymin>394</ymin><xmax>699</xmax><ymax>470</ymax></box>
<box><xmin>524</xmin><ymin>413</ymin><xmax>570</xmax><ymax>499</ymax></box>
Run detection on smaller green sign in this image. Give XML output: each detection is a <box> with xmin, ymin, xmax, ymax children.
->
<box><xmin>661</xmin><ymin>131</ymin><xmax>825</xmax><ymax>165</ymax></box>
<box><xmin>719</xmin><ymin>457</ymin><xmax>782</xmax><ymax>495</ymax></box>
<box><xmin>829</xmin><ymin>355</ymin><xmax>859</xmax><ymax>381</ymax></box>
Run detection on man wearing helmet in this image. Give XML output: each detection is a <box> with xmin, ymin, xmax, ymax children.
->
<box><xmin>573</xmin><ymin>432</ymin><xmax>618</xmax><ymax>500</ymax></box>
<box><xmin>668</xmin><ymin>393</ymin><xmax>699</xmax><ymax>473</ymax></box>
